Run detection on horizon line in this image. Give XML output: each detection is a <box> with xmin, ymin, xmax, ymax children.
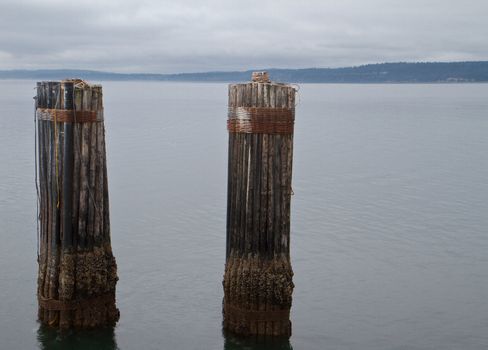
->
<box><xmin>1</xmin><ymin>60</ymin><xmax>488</xmax><ymax>76</ymax></box>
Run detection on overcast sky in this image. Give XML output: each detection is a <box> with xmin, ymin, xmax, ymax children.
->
<box><xmin>1</xmin><ymin>0</ymin><xmax>487</xmax><ymax>73</ymax></box>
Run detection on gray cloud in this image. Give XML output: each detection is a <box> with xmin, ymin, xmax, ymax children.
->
<box><xmin>0</xmin><ymin>0</ymin><xmax>487</xmax><ymax>72</ymax></box>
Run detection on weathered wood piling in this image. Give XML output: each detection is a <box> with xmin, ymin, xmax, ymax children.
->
<box><xmin>35</xmin><ymin>80</ymin><xmax>119</xmax><ymax>329</ymax></box>
<box><xmin>223</xmin><ymin>72</ymin><xmax>296</xmax><ymax>337</ymax></box>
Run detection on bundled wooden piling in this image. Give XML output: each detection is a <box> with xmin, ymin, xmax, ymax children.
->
<box><xmin>223</xmin><ymin>72</ymin><xmax>296</xmax><ymax>337</ymax></box>
<box><xmin>36</xmin><ymin>80</ymin><xmax>119</xmax><ymax>329</ymax></box>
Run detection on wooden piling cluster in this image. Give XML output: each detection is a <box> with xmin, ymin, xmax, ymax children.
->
<box><xmin>36</xmin><ymin>80</ymin><xmax>119</xmax><ymax>329</ymax></box>
<box><xmin>223</xmin><ymin>72</ymin><xmax>296</xmax><ymax>337</ymax></box>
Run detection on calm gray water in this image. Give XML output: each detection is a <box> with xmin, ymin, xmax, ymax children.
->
<box><xmin>0</xmin><ymin>81</ymin><xmax>487</xmax><ymax>350</ymax></box>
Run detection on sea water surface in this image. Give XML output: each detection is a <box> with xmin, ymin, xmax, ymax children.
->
<box><xmin>0</xmin><ymin>81</ymin><xmax>487</xmax><ymax>350</ymax></box>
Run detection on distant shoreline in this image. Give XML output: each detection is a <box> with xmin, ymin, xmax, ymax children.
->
<box><xmin>2</xmin><ymin>79</ymin><xmax>488</xmax><ymax>85</ymax></box>
<box><xmin>1</xmin><ymin>61</ymin><xmax>488</xmax><ymax>83</ymax></box>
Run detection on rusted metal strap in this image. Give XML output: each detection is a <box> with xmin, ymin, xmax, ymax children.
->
<box><xmin>36</xmin><ymin>108</ymin><xmax>102</xmax><ymax>123</ymax></box>
<box><xmin>38</xmin><ymin>293</ymin><xmax>115</xmax><ymax>311</ymax></box>
<box><xmin>224</xmin><ymin>303</ymin><xmax>290</xmax><ymax>322</ymax></box>
<box><xmin>227</xmin><ymin>107</ymin><xmax>294</xmax><ymax>134</ymax></box>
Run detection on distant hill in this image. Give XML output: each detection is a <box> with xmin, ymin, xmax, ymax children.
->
<box><xmin>1</xmin><ymin>61</ymin><xmax>488</xmax><ymax>83</ymax></box>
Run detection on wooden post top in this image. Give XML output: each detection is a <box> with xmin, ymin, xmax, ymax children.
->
<box><xmin>251</xmin><ymin>71</ymin><xmax>270</xmax><ymax>83</ymax></box>
<box><xmin>37</xmin><ymin>79</ymin><xmax>100</xmax><ymax>88</ymax></box>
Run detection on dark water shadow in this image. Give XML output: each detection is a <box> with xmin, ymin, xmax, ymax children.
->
<box><xmin>37</xmin><ymin>324</ymin><xmax>118</xmax><ymax>350</ymax></box>
<box><xmin>223</xmin><ymin>331</ymin><xmax>293</xmax><ymax>350</ymax></box>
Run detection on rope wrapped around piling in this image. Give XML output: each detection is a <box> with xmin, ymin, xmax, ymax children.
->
<box><xmin>227</xmin><ymin>107</ymin><xmax>294</xmax><ymax>134</ymax></box>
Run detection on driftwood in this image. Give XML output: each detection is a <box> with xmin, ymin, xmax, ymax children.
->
<box><xmin>36</xmin><ymin>80</ymin><xmax>119</xmax><ymax>329</ymax></box>
<box><xmin>223</xmin><ymin>73</ymin><xmax>296</xmax><ymax>337</ymax></box>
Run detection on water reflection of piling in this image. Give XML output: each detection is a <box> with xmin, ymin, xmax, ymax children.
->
<box><xmin>37</xmin><ymin>324</ymin><xmax>118</xmax><ymax>350</ymax></box>
<box><xmin>223</xmin><ymin>329</ymin><xmax>293</xmax><ymax>350</ymax></box>
<box><xmin>223</xmin><ymin>72</ymin><xmax>296</xmax><ymax>337</ymax></box>
<box><xmin>36</xmin><ymin>80</ymin><xmax>119</xmax><ymax>329</ymax></box>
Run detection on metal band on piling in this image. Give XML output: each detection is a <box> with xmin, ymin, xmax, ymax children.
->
<box><xmin>227</xmin><ymin>107</ymin><xmax>295</xmax><ymax>134</ymax></box>
<box><xmin>38</xmin><ymin>293</ymin><xmax>116</xmax><ymax>311</ymax></box>
<box><xmin>36</xmin><ymin>108</ymin><xmax>103</xmax><ymax>123</ymax></box>
<box><xmin>224</xmin><ymin>303</ymin><xmax>290</xmax><ymax>322</ymax></box>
